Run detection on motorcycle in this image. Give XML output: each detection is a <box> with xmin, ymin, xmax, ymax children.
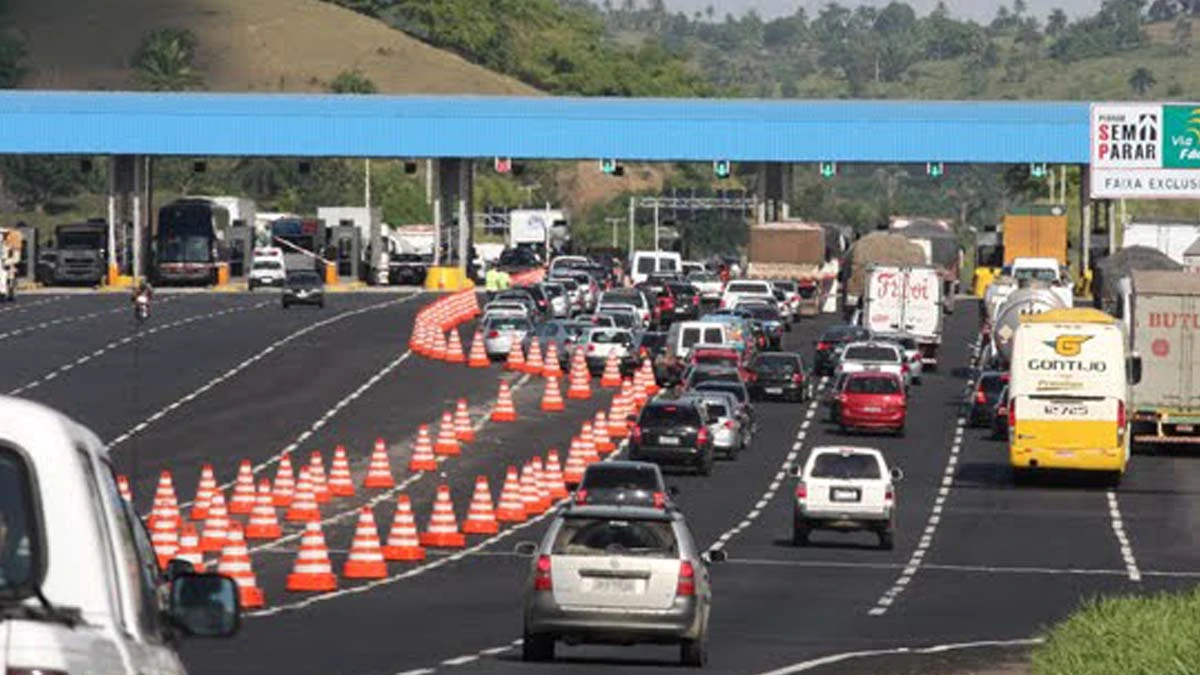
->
<box><xmin>134</xmin><ymin>293</ymin><xmax>150</xmax><ymax>323</ymax></box>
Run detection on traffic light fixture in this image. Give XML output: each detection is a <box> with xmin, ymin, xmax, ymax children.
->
<box><xmin>1030</xmin><ymin>162</ymin><xmax>1048</xmax><ymax>178</ymax></box>
<box><xmin>926</xmin><ymin>162</ymin><xmax>944</xmax><ymax>178</ymax></box>
<box><xmin>713</xmin><ymin>160</ymin><xmax>732</xmax><ymax>180</ymax></box>
<box><xmin>600</xmin><ymin>158</ymin><xmax>625</xmax><ymax>177</ymax></box>
<box><xmin>819</xmin><ymin>162</ymin><xmax>837</xmax><ymax>179</ymax></box>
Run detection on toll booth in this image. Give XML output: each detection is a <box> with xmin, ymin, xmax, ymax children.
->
<box><xmin>16</xmin><ymin>224</ymin><xmax>36</xmax><ymax>282</ymax></box>
<box><xmin>327</xmin><ymin>225</ymin><xmax>361</xmax><ymax>282</ymax></box>
<box><xmin>229</xmin><ymin>225</ymin><xmax>255</xmax><ymax>278</ymax></box>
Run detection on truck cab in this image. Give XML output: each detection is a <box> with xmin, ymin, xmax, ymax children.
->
<box><xmin>0</xmin><ymin>396</ymin><xmax>240</xmax><ymax>674</ymax></box>
<box><xmin>1009</xmin><ymin>257</ymin><xmax>1073</xmax><ymax>308</ymax></box>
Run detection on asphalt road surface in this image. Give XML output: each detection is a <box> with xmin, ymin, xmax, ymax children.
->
<box><xmin>7</xmin><ymin>290</ymin><xmax>1199</xmax><ymax>675</ymax></box>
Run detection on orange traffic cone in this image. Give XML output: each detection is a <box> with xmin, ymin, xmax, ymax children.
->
<box><xmin>151</xmin><ymin>515</ymin><xmax>178</xmax><ymax>569</ymax></box>
<box><xmin>199</xmin><ymin>490</ymin><xmax>230</xmax><ymax>554</ymax></box>
<box><xmin>567</xmin><ymin>360</ymin><xmax>592</xmax><ymax>400</ymax></box>
<box><xmin>286</xmin><ymin>466</ymin><xmax>321</xmax><ymax>522</ymax></box>
<box><xmin>462</xmin><ymin>475</ymin><xmax>499</xmax><ymax>535</ymax></box>
<box><xmin>430</xmin><ymin>329</ymin><xmax>448</xmax><ymax>361</ymax></box>
<box><xmin>544</xmin><ymin>450</ymin><xmax>568</xmax><ymax>499</ymax></box>
<box><xmin>363</xmin><ymin>438</ymin><xmax>396</xmax><ymax>489</ymax></box>
<box><xmin>579</xmin><ymin>422</ymin><xmax>601</xmax><ymax>466</ymax></box>
<box><xmin>525</xmin><ymin>339</ymin><xmax>545</xmax><ymax>375</ymax></box>
<box><xmin>420</xmin><ymin>485</ymin><xmax>466</xmax><ymax>548</ymax></box>
<box><xmin>609</xmin><ymin>392</ymin><xmax>629</xmax><ymax>439</ymax></box>
<box><xmin>229</xmin><ymin>459</ymin><xmax>257</xmax><ymax>516</ymax></box>
<box><xmin>343</xmin><ymin>507</ymin><xmax>388</xmax><ymax>579</ymax></box>
<box><xmin>245</xmin><ymin>479</ymin><xmax>282</xmax><ymax>541</ymax></box>
<box><xmin>308</xmin><ymin>451</ymin><xmax>331</xmax><ymax>504</ymax></box>
<box><xmin>467</xmin><ymin>329</ymin><xmax>490</xmax><ymax>368</ymax></box>
<box><xmin>454</xmin><ymin>399</ymin><xmax>475</xmax><ymax>442</ymax></box>
<box><xmin>504</xmin><ymin>339</ymin><xmax>525</xmax><ymax>372</ymax></box>
<box><xmin>532</xmin><ymin>457</ymin><xmax>553</xmax><ymax>512</ymax></box>
<box><xmin>600</xmin><ymin>352</ymin><xmax>622</xmax><ymax>387</ymax></box>
<box><xmin>495</xmin><ymin>466</ymin><xmax>527</xmax><ymax>522</ymax></box>
<box><xmin>563</xmin><ymin>437</ymin><xmax>587</xmax><ymax>487</ymax></box>
<box><xmin>491</xmin><ymin>380</ymin><xmax>517</xmax><ymax>422</ymax></box>
<box><xmin>541</xmin><ymin>375</ymin><xmax>565</xmax><ymax>412</ymax></box>
<box><xmin>273</xmin><ymin>452</ymin><xmax>296</xmax><ymax>507</ymax></box>
<box><xmin>416</xmin><ymin>322</ymin><xmax>433</xmax><ymax>357</ymax></box>
<box><xmin>383</xmin><ymin>495</ymin><xmax>426</xmax><ymax>561</ymax></box>
<box><xmin>445</xmin><ymin>328</ymin><xmax>466</xmax><ymax>364</ymax></box>
<box><xmin>408</xmin><ymin>425</ymin><xmax>438</xmax><ymax>472</ymax></box>
<box><xmin>519</xmin><ymin>462</ymin><xmax>544</xmax><ymax>516</ymax></box>
<box><xmin>642</xmin><ymin>359</ymin><xmax>660</xmax><ymax>395</ymax></box>
<box><xmin>218</xmin><ymin>523</ymin><xmax>265</xmax><ymax>609</ymax></box>
<box><xmin>149</xmin><ymin>470</ymin><xmax>181</xmax><ymax>530</ymax></box>
<box><xmin>118</xmin><ymin>474</ymin><xmax>133</xmax><ymax>505</ymax></box>
<box><xmin>594</xmin><ymin>411</ymin><xmax>615</xmax><ymax>453</ymax></box>
<box><xmin>328</xmin><ymin>445</ymin><xmax>355</xmax><ymax>498</ymax></box>
<box><xmin>190</xmin><ymin>464</ymin><xmax>217</xmax><ymax>521</ymax></box>
<box><xmin>176</xmin><ymin>523</ymin><xmax>205</xmax><ymax>572</ymax></box>
<box><xmin>543</xmin><ymin>343</ymin><xmax>563</xmax><ymax>378</ymax></box>
<box><xmin>286</xmin><ymin>521</ymin><xmax>338</xmax><ymax>592</ymax></box>
<box><xmin>435</xmin><ymin>411</ymin><xmax>461</xmax><ymax>456</ymax></box>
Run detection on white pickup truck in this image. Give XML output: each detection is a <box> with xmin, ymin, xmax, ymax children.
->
<box><xmin>0</xmin><ymin>396</ymin><xmax>239</xmax><ymax>674</ymax></box>
<box><xmin>1010</xmin><ymin>257</ymin><xmax>1073</xmax><ymax>308</ymax></box>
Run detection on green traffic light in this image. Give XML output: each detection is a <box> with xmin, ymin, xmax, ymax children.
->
<box><xmin>927</xmin><ymin>162</ymin><xmax>944</xmax><ymax>178</ymax></box>
<box><xmin>820</xmin><ymin>162</ymin><xmax>836</xmax><ymax>179</ymax></box>
<box><xmin>714</xmin><ymin>160</ymin><xmax>731</xmax><ymax>179</ymax></box>
<box><xmin>1031</xmin><ymin>163</ymin><xmax>1047</xmax><ymax>178</ymax></box>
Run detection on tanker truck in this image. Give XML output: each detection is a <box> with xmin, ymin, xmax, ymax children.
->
<box><xmin>985</xmin><ymin>282</ymin><xmax>1069</xmax><ymax>369</ymax></box>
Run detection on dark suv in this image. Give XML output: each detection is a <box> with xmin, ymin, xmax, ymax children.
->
<box><xmin>629</xmin><ymin>399</ymin><xmax>715</xmax><ymax>475</ymax></box>
<box><xmin>282</xmin><ymin>270</ymin><xmax>325</xmax><ymax>309</ymax></box>
<box><xmin>968</xmin><ymin>371</ymin><xmax>1010</xmax><ymax>427</ymax></box>
<box><xmin>814</xmin><ymin>325</ymin><xmax>871</xmax><ymax>375</ymax></box>
<box><xmin>573</xmin><ymin>461</ymin><xmax>678</xmax><ymax>509</ymax></box>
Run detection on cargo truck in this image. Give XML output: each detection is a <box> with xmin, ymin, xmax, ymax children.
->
<box><xmin>1120</xmin><ymin>219</ymin><xmax>1200</xmax><ymax>265</ymax></box>
<box><xmin>974</xmin><ymin>205</ymin><xmax>1068</xmax><ymax>298</ymax></box>
<box><xmin>863</xmin><ymin>264</ymin><xmax>943</xmax><ymax>366</ymax></box>
<box><xmin>840</xmin><ymin>233</ymin><xmax>926</xmax><ymax>318</ymax></box>
<box><xmin>1123</xmin><ymin>270</ymin><xmax>1200</xmax><ymax>448</ymax></box>
<box><xmin>51</xmin><ymin>220</ymin><xmax>107</xmax><ymax>285</ymax></box>
<box><xmin>747</xmin><ymin>221</ymin><xmax>828</xmax><ymax>316</ymax></box>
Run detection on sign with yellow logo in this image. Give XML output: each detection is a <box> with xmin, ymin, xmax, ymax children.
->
<box><xmin>1044</xmin><ymin>334</ymin><xmax>1093</xmax><ymax>357</ymax></box>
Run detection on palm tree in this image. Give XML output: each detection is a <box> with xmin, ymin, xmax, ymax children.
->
<box><xmin>1128</xmin><ymin>66</ymin><xmax>1156</xmax><ymax>96</ymax></box>
<box><xmin>130</xmin><ymin>28</ymin><xmax>203</xmax><ymax>91</ymax></box>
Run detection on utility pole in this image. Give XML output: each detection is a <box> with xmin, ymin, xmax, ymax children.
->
<box><xmin>605</xmin><ymin>217</ymin><xmax>622</xmax><ymax>248</ymax></box>
<box><xmin>653</xmin><ymin>200</ymin><xmax>660</xmax><ymax>252</ymax></box>
<box><xmin>628</xmin><ymin>196</ymin><xmax>635</xmax><ymax>256</ymax></box>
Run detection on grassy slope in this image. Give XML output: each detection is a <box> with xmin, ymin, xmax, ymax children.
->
<box><xmin>5</xmin><ymin>0</ymin><xmax>538</xmax><ymax>94</ymax></box>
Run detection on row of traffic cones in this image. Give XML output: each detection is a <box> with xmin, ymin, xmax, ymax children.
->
<box><xmin>410</xmin><ymin>290</ymin><xmax>481</xmax><ymax>358</ymax></box>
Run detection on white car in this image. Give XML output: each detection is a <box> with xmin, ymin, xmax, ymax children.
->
<box><xmin>686</xmin><ymin>271</ymin><xmax>724</xmax><ymax>303</ymax></box>
<box><xmin>720</xmin><ymin>280</ymin><xmax>774</xmax><ymax>310</ymax></box>
<box><xmin>484</xmin><ymin>301</ymin><xmax>532</xmax><ymax>318</ymax></box>
<box><xmin>874</xmin><ymin>333</ymin><xmax>923</xmax><ymax>384</ymax></box>
<box><xmin>248</xmin><ymin>257</ymin><xmax>286</xmax><ymax>290</ymax></box>
<box><xmin>836</xmin><ymin>341</ymin><xmax>910</xmax><ymax>388</ymax></box>
<box><xmin>581</xmin><ymin>327</ymin><xmax>634</xmax><ymax>373</ymax></box>
<box><xmin>791</xmin><ymin>445</ymin><xmax>902</xmax><ymax>549</ymax></box>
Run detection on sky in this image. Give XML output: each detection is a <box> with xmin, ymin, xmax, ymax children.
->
<box><xmin>660</xmin><ymin>0</ymin><xmax>1102</xmax><ymax>22</ymax></box>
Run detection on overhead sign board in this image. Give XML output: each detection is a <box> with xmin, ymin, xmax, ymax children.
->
<box><xmin>1091</xmin><ymin>102</ymin><xmax>1200</xmax><ymax>198</ymax></box>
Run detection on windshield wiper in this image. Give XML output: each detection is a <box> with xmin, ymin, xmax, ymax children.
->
<box><xmin>0</xmin><ymin>586</ymin><xmax>84</xmax><ymax>628</ymax></box>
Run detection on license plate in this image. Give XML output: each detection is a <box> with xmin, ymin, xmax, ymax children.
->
<box><xmin>765</xmin><ymin>387</ymin><xmax>783</xmax><ymax>394</ymax></box>
<box><xmin>863</xmin><ymin>406</ymin><xmax>882</xmax><ymax>413</ymax></box>
<box><xmin>585</xmin><ymin>577</ymin><xmax>639</xmax><ymax>594</ymax></box>
<box><xmin>658</xmin><ymin>436</ymin><xmax>680</xmax><ymax>445</ymax></box>
<box><xmin>830</xmin><ymin>488</ymin><xmax>861</xmax><ymax>502</ymax></box>
<box><xmin>1056</xmin><ymin>450</ymin><xmax>1074</xmax><ymax>457</ymax></box>
<box><xmin>1179</xmin><ymin>425</ymin><xmax>1195</xmax><ymax>432</ymax></box>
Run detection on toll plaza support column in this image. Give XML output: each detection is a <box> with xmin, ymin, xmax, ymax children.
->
<box><xmin>754</xmin><ymin>162</ymin><xmax>791</xmax><ymax>223</ymax></box>
<box><xmin>107</xmin><ymin>155</ymin><xmax>140</xmax><ymax>285</ymax></box>
<box><xmin>427</xmin><ymin>157</ymin><xmax>472</xmax><ymax>290</ymax></box>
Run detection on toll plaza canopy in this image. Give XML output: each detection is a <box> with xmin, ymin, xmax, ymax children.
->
<box><xmin>0</xmin><ymin>90</ymin><xmax>1090</xmax><ymax>163</ymax></box>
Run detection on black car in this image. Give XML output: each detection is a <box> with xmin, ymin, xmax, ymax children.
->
<box><xmin>735</xmin><ymin>303</ymin><xmax>787</xmax><ymax>349</ymax></box>
<box><xmin>573</xmin><ymin>461</ymin><xmax>677</xmax><ymax>509</ymax></box>
<box><xmin>498</xmin><ymin>247</ymin><xmax>541</xmax><ymax>270</ymax></box>
<box><xmin>969</xmin><ymin>371</ymin><xmax>1010</xmax><ymax>428</ymax></box>
<box><xmin>992</xmin><ymin>385</ymin><xmax>1011</xmax><ymax>440</ymax></box>
<box><xmin>747</xmin><ymin>352</ymin><xmax>811</xmax><ymax>402</ymax></box>
<box><xmin>629</xmin><ymin>399</ymin><xmax>715</xmax><ymax>476</ymax></box>
<box><xmin>814</xmin><ymin>325</ymin><xmax>872</xmax><ymax>376</ymax></box>
<box><xmin>666</xmin><ymin>282</ymin><xmax>701</xmax><ymax>321</ymax></box>
<box><xmin>282</xmin><ymin>270</ymin><xmax>325</xmax><ymax>309</ymax></box>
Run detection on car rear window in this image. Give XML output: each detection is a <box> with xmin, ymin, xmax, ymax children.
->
<box><xmin>754</xmin><ymin>356</ymin><xmax>799</xmax><ymax>373</ymax></box>
<box><xmin>690</xmin><ymin>369</ymin><xmax>740</xmax><ymax>385</ymax></box>
<box><xmin>741</xmin><ymin>306</ymin><xmax>780</xmax><ymax>320</ymax></box>
<box><xmin>844</xmin><ymin>346</ymin><xmax>899</xmax><ymax>362</ymax></box>
<box><xmin>774</xmin><ymin>281</ymin><xmax>797</xmax><ymax>292</ymax></box>
<box><xmin>846</xmin><ymin>376</ymin><xmax>902</xmax><ymax>394</ymax></box>
<box><xmin>706</xmin><ymin>403</ymin><xmax>730</xmax><ymax>418</ymax></box>
<box><xmin>823</xmin><ymin>326</ymin><xmax>866</xmax><ymax>341</ymax></box>
<box><xmin>695</xmin><ymin>352</ymin><xmax>737</xmax><ymax>364</ymax></box>
<box><xmin>553</xmin><ymin>518</ymin><xmax>678</xmax><ymax>557</ymax></box>
<box><xmin>582</xmin><ymin>466</ymin><xmax>660</xmax><ymax>491</ymax></box>
<box><xmin>695</xmin><ymin>382</ymin><xmax>747</xmax><ymax>403</ymax></box>
<box><xmin>640</xmin><ymin>403</ymin><xmax>702</xmax><ymax>426</ymax></box>
<box><xmin>980</xmin><ymin>374</ymin><xmax>1007</xmax><ymax>394</ymax></box>
<box><xmin>590</xmin><ymin>330</ymin><xmax>631</xmax><ymax>346</ymax></box>
<box><xmin>727</xmin><ymin>282</ymin><xmax>769</xmax><ymax>294</ymax></box>
<box><xmin>810</xmin><ymin>453</ymin><xmax>882</xmax><ymax>479</ymax></box>
<box><xmin>488</xmin><ymin>317</ymin><xmax>529</xmax><ymax>330</ymax></box>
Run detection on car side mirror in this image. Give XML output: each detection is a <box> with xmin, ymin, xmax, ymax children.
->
<box><xmin>513</xmin><ymin>541</ymin><xmax>539</xmax><ymax>557</ymax></box>
<box><xmin>891</xmin><ymin>467</ymin><xmax>905</xmax><ymax>482</ymax></box>
<box><xmin>1129</xmin><ymin>353</ymin><xmax>1143</xmax><ymax>385</ymax></box>
<box><xmin>163</xmin><ymin>558</ymin><xmax>196</xmax><ymax>583</ymax></box>
<box><xmin>701</xmin><ymin>549</ymin><xmax>728</xmax><ymax>565</ymax></box>
<box><xmin>789</xmin><ymin>465</ymin><xmax>803</xmax><ymax>478</ymax></box>
<box><xmin>167</xmin><ymin>573</ymin><xmax>240</xmax><ymax>638</ymax></box>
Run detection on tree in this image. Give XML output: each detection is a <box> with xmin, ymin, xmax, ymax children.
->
<box><xmin>329</xmin><ymin>69</ymin><xmax>378</xmax><ymax>93</ymax></box>
<box><xmin>1149</xmin><ymin>0</ymin><xmax>1179</xmax><ymax>21</ymax></box>
<box><xmin>0</xmin><ymin>31</ymin><xmax>26</xmax><ymax>88</ymax></box>
<box><xmin>0</xmin><ymin>157</ymin><xmax>86</xmax><ymax>213</ymax></box>
<box><xmin>1172</xmin><ymin>17</ymin><xmax>1192</xmax><ymax>54</ymax></box>
<box><xmin>1128</xmin><ymin>66</ymin><xmax>1156</xmax><ymax>96</ymax></box>
<box><xmin>130</xmin><ymin>28</ymin><xmax>203</xmax><ymax>91</ymax></box>
<box><xmin>1047</xmin><ymin>8</ymin><xmax>1068</xmax><ymax>36</ymax></box>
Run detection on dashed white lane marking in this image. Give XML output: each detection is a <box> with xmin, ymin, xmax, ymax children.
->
<box><xmin>867</xmin><ymin>338</ymin><xmax>980</xmax><ymax>617</ymax></box>
<box><xmin>8</xmin><ymin>301</ymin><xmax>270</xmax><ymax>396</ymax></box>
<box><xmin>440</xmin><ymin>656</ymin><xmax>478</xmax><ymax>667</ymax></box>
<box><xmin>394</xmin><ymin>669</ymin><xmax>436</xmax><ymax>675</ymax></box>
<box><xmin>0</xmin><ymin>295</ymin><xmax>68</xmax><ymax>316</ymax></box>
<box><xmin>706</xmin><ymin>377</ymin><xmax>828</xmax><ymax>553</ymax></box>
<box><xmin>1107</xmin><ymin>490</ymin><xmax>1142</xmax><ymax>582</ymax></box>
<box><xmin>0</xmin><ymin>304</ymin><xmax>128</xmax><ymax>341</ymax></box>
<box><xmin>752</xmin><ymin>638</ymin><xmax>1044</xmax><ymax>675</ymax></box>
<box><xmin>106</xmin><ymin>296</ymin><xmax>414</xmax><ymax>451</ymax></box>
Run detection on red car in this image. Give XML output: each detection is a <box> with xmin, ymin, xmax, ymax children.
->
<box><xmin>832</xmin><ymin>372</ymin><xmax>907</xmax><ymax>436</ymax></box>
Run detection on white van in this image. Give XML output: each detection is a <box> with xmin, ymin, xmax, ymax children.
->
<box><xmin>630</xmin><ymin>251</ymin><xmax>682</xmax><ymax>285</ymax></box>
<box><xmin>666</xmin><ymin>321</ymin><xmax>731</xmax><ymax>361</ymax></box>
<box><xmin>0</xmin><ymin>396</ymin><xmax>240</xmax><ymax>674</ymax></box>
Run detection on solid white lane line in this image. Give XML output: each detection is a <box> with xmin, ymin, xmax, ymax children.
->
<box><xmin>1107</xmin><ymin>490</ymin><xmax>1142</xmax><ymax>582</ymax></box>
<box><xmin>752</xmin><ymin>638</ymin><xmax>1044</xmax><ymax>675</ymax></box>
<box><xmin>106</xmin><ymin>296</ymin><xmax>413</xmax><ymax>451</ymax></box>
<box><xmin>8</xmin><ymin>301</ymin><xmax>270</xmax><ymax>396</ymax></box>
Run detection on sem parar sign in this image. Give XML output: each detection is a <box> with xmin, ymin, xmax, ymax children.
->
<box><xmin>1091</xmin><ymin>102</ymin><xmax>1200</xmax><ymax>198</ymax></box>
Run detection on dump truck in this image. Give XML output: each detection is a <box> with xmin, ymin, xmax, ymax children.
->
<box><xmin>840</xmin><ymin>232</ymin><xmax>926</xmax><ymax>318</ymax></box>
<box><xmin>0</xmin><ymin>227</ymin><xmax>22</xmax><ymax>301</ymax></box>
<box><xmin>889</xmin><ymin>217</ymin><xmax>963</xmax><ymax>312</ymax></box>
<box><xmin>1123</xmin><ymin>270</ymin><xmax>1200</xmax><ymax>448</ymax></box>
<box><xmin>974</xmin><ymin>205</ymin><xmax>1068</xmax><ymax>298</ymax></box>
<box><xmin>863</xmin><ymin>264</ymin><xmax>944</xmax><ymax>366</ymax></box>
<box><xmin>747</xmin><ymin>221</ymin><xmax>829</xmax><ymax>316</ymax></box>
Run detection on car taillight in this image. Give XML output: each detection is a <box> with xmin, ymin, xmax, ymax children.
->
<box><xmin>759</xmin><ymin>337</ymin><xmax>766</xmax><ymax>347</ymax></box>
<box><xmin>746</xmin><ymin>371</ymin><xmax>757</xmax><ymax>383</ymax></box>
<box><xmin>631</xmin><ymin>425</ymin><xmax>642</xmax><ymax>442</ymax></box>
<box><xmin>817</xmin><ymin>342</ymin><xmax>830</xmax><ymax>351</ymax></box>
<box><xmin>719</xmin><ymin>299</ymin><xmax>726</xmax><ymax>308</ymax></box>
<box><xmin>587</xmin><ymin>344</ymin><xmax>595</xmax><ymax>353</ymax></box>
<box><xmin>975</xmin><ymin>389</ymin><xmax>986</xmax><ymax>404</ymax></box>
<box><xmin>885</xmin><ymin>487</ymin><xmax>894</xmax><ymax>502</ymax></box>
<box><xmin>574</xmin><ymin>489</ymin><xmax>588</xmax><ymax>505</ymax></box>
<box><xmin>488</xmin><ymin>330</ymin><xmax>499</xmax><ymax>338</ymax></box>
<box><xmin>902</xmin><ymin>363</ymin><xmax>910</xmax><ymax>373</ymax></box>
<box><xmin>724</xmin><ymin>420</ymin><xmax>735</xmax><ymax>430</ymax></box>
<box><xmin>534</xmin><ymin>554</ymin><xmax>553</xmax><ymax>591</ymax></box>
<box><xmin>792</xmin><ymin>373</ymin><xmax>804</xmax><ymax>384</ymax></box>
<box><xmin>1008</xmin><ymin>403</ymin><xmax>1016</xmax><ymax>428</ymax></box>
<box><xmin>640</xmin><ymin>347</ymin><xmax>649</xmax><ymax>358</ymax></box>
<box><xmin>697</xmin><ymin>427</ymin><xmax>709</xmax><ymax>445</ymax></box>
<box><xmin>1118</xmin><ymin>400</ymin><xmax>1126</xmax><ymax>429</ymax></box>
<box><xmin>795</xmin><ymin>482</ymin><xmax>807</xmax><ymax>499</ymax></box>
<box><xmin>692</xmin><ymin>296</ymin><xmax>700</xmax><ymax>307</ymax></box>
<box><xmin>653</xmin><ymin>491</ymin><xmax>666</xmax><ymax>509</ymax></box>
<box><xmin>676</xmin><ymin>561</ymin><xmax>696</xmax><ymax>596</ymax></box>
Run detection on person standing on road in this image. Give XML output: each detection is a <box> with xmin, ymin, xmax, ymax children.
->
<box><xmin>485</xmin><ymin>265</ymin><xmax>500</xmax><ymax>301</ymax></box>
<box><xmin>498</xmin><ymin>268</ymin><xmax>512</xmax><ymax>290</ymax></box>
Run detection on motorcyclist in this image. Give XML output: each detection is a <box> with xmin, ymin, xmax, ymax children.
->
<box><xmin>133</xmin><ymin>279</ymin><xmax>153</xmax><ymax>318</ymax></box>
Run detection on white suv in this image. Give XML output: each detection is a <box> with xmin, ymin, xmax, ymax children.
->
<box><xmin>791</xmin><ymin>446</ymin><xmax>902</xmax><ymax>549</ymax></box>
<box><xmin>719</xmin><ymin>280</ymin><xmax>773</xmax><ymax>310</ymax></box>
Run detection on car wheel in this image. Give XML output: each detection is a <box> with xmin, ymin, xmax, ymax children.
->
<box><xmin>878</xmin><ymin>527</ymin><xmax>895</xmax><ymax>550</ymax></box>
<box><xmin>792</xmin><ymin>519</ymin><xmax>810</xmax><ymax>546</ymax></box>
<box><xmin>522</xmin><ymin>632</ymin><xmax>555</xmax><ymax>662</ymax></box>
<box><xmin>318</xmin><ymin>299</ymin><xmax>326</xmax><ymax>309</ymax></box>
<box><xmin>282</xmin><ymin>301</ymin><xmax>290</xmax><ymax>309</ymax></box>
<box><xmin>680</xmin><ymin>621</ymin><xmax>709</xmax><ymax>668</ymax></box>
<box><xmin>698</xmin><ymin>450</ymin><xmax>714</xmax><ymax>476</ymax></box>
